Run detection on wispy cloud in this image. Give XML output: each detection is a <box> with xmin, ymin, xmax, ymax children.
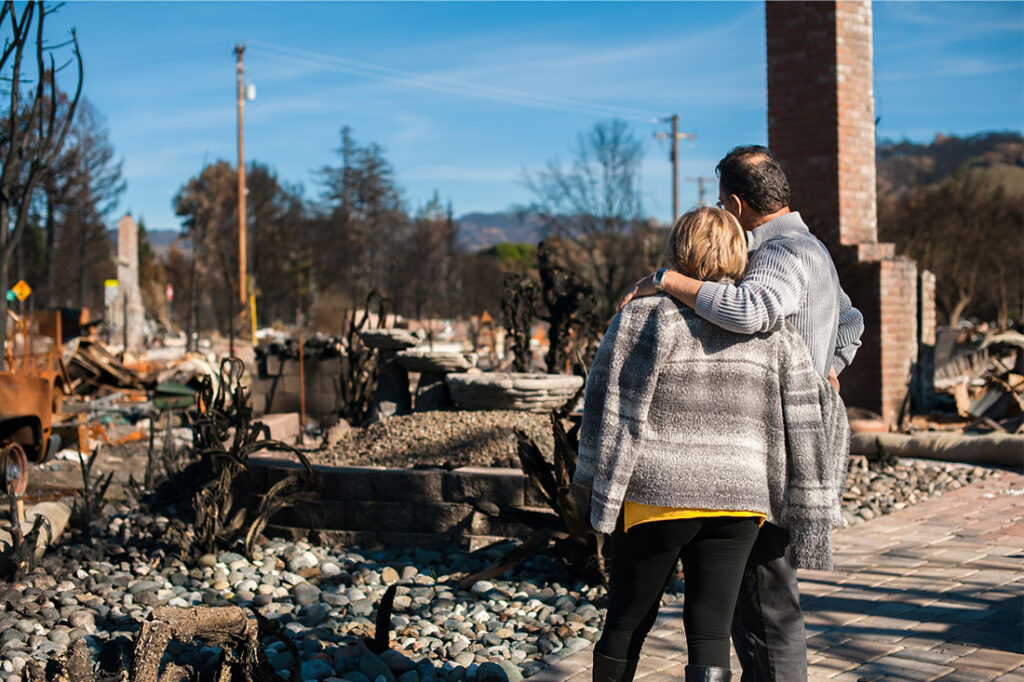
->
<box><xmin>875</xmin><ymin>2</ymin><xmax>1024</xmax><ymax>57</ymax></box>
<box><xmin>878</xmin><ymin>2</ymin><xmax>1024</xmax><ymax>34</ymax></box>
<box><xmin>241</xmin><ymin>6</ymin><xmax>764</xmax><ymax>123</ymax></box>
<box><xmin>388</xmin><ymin>113</ymin><xmax>436</xmax><ymax>145</ymax></box>
<box><xmin>121</xmin><ymin>139</ymin><xmax>228</xmax><ymax>180</ymax></box>
<box><xmin>878</xmin><ymin>56</ymin><xmax>1023</xmax><ymax>81</ymax></box>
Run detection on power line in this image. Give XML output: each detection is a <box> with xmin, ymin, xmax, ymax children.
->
<box><xmin>248</xmin><ymin>39</ymin><xmax>662</xmax><ymax>123</ymax></box>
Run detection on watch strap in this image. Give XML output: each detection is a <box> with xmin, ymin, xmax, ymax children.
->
<box><xmin>653</xmin><ymin>268</ymin><xmax>669</xmax><ymax>292</ymax></box>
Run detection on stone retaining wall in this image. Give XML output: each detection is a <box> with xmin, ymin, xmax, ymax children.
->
<box><xmin>244</xmin><ymin>456</ymin><xmax>553</xmax><ymax>551</ymax></box>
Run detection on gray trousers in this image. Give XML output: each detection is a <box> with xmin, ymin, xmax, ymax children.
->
<box><xmin>730</xmin><ymin>522</ymin><xmax>808</xmax><ymax>682</ymax></box>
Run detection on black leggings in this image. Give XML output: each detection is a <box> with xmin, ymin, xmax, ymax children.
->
<box><xmin>596</xmin><ymin>516</ymin><xmax>760</xmax><ymax>668</ymax></box>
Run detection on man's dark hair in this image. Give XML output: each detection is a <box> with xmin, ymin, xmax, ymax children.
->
<box><xmin>715</xmin><ymin>145</ymin><xmax>790</xmax><ymax>215</ymax></box>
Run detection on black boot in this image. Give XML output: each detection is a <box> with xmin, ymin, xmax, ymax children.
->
<box><xmin>593</xmin><ymin>652</ymin><xmax>639</xmax><ymax>682</ymax></box>
<box><xmin>684</xmin><ymin>664</ymin><xmax>731</xmax><ymax>681</ymax></box>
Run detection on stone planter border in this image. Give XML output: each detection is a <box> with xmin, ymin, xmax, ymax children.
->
<box><xmin>244</xmin><ymin>454</ymin><xmax>552</xmax><ymax>551</ymax></box>
<box><xmin>446</xmin><ymin>373</ymin><xmax>583</xmax><ymax>413</ymax></box>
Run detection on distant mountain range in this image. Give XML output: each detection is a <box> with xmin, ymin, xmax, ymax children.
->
<box><xmin>106</xmin><ymin>227</ymin><xmax>187</xmax><ymax>259</ymax></box>
<box><xmin>456</xmin><ymin>133</ymin><xmax>1024</xmax><ymax>251</ymax></box>
<box><xmin>876</xmin><ymin>131</ymin><xmax>1023</xmax><ymax>196</ymax></box>
<box><xmin>454</xmin><ymin>211</ymin><xmax>544</xmax><ymax>252</ymax></box>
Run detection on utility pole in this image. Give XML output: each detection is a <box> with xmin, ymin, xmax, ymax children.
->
<box><xmin>654</xmin><ymin>114</ymin><xmax>695</xmax><ymax>224</ymax></box>
<box><xmin>234</xmin><ymin>44</ymin><xmax>247</xmax><ymax>310</ymax></box>
<box><xmin>686</xmin><ymin>176</ymin><xmax>716</xmax><ymax>207</ymax></box>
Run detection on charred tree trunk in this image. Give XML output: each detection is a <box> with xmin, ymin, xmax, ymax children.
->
<box><xmin>132</xmin><ymin>606</ymin><xmax>285</xmax><ymax>682</ymax></box>
<box><xmin>0</xmin><ymin>2</ymin><xmax>83</xmax><ymax>363</ymax></box>
<box><xmin>0</xmin><ymin>255</ymin><xmax>8</xmax><ymax>370</ymax></box>
<box><xmin>44</xmin><ymin>188</ymin><xmax>56</xmax><ymax>308</ymax></box>
<box><xmin>77</xmin><ymin>214</ymin><xmax>88</xmax><ymax>311</ymax></box>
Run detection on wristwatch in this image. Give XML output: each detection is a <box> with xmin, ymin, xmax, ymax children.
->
<box><xmin>652</xmin><ymin>268</ymin><xmax>670</xmax><ymax>292</ymax></box>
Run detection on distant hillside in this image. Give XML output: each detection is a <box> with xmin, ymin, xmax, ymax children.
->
<box><xmin>456</xmin><ymin>211</ymin><xmax>544</xmax><ymax>252</ymax></box>
<box><xmin>877</xmin><ymin>131</ymin><xmax>1023</xmax><ymax>196</ymax></box>
<box><xmin>107</xmin><ymin>228</ymin><xmax>188</xmax><ymax>258</ymax></box>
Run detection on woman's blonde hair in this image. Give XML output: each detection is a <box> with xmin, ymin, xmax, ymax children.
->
<box><xmin>664</xmin><ymin>206</ymin><xmax>747</xmax><ymax>281</ymax></box>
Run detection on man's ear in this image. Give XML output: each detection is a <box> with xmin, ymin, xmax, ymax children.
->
<box><xmin>731</xmin><ymin>194</ymin><xmax>744</xmax><ymax>219</ymax></box>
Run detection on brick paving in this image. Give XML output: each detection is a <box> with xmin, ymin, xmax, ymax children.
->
<box><xmin>531</xmin><ymin>470</ymin><xmax>1024</xmax><ymax>681</ymax></box>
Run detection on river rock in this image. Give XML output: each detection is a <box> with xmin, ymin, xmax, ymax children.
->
<box><xmin>358</xmin><ymin>652</ymin><xmax>396</xmax><ymax>682</ymax></box>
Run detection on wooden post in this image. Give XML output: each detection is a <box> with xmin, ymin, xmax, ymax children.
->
<box><xmin>235</xmin><ymin>44</ymin><xmax>247</xmax><ymax>308</ymax></box>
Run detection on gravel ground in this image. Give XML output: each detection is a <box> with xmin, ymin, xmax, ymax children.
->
<box><xmin>841</xmin><ymin>454</ymin><xmax>999</xmax><ymax>525</ymax></box>
<box><xmin>0</xmin><ymin>504</ymin><xmax>637</xmax><ymax>682</ymax></box>
<box><xmin>318</xmin><ymin>411</ymin><xmax>556</xmax><ymax>469</ymax></box>
<box><xmin>1</xmin><ymin>409</ymin><xmax>1011</xmax><ymax>681</ymax></box>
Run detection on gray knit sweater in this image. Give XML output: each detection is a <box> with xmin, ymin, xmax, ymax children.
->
<box><xmin>694</xmin><ymin>212</ymin><xmax>863</xmax><ymax>378</ymax></box>
<box><xmin>573</xmin><ymin>295</ymin><xmax>850</xmax><ymax>570</ymax></box>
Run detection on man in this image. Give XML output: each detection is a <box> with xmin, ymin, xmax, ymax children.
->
<box><xmin>620</xmin><ymin>145</ymin><xmax>864</xmax><ymax>682</ymax></box>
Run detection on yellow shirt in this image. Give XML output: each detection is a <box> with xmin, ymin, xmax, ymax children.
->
<box><xmin>623</xmin><ymin>501</ymin><xmax>766</xmax><ymax>533</ymax></box>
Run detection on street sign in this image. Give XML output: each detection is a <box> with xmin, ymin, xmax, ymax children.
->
<box><xmin>11</xmin><ymin>280</ymin><xmax>30</xmax><ymax>301</ymax></box>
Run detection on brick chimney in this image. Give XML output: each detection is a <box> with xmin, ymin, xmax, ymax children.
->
<box><xmin>765</xmin><ymin>1</ymin><xmax>933</xmax><ymax>425</ymax></box>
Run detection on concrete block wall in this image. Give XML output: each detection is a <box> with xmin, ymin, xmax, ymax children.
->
<box><xmin>919</xmin><ymin>271</ymin><xmax>937</xmax><ymax>348</ymax></box>
<box><xmin>243</xmin><ymin>457</ymin><xmax>553</xmax><ymax>550</ymax></box>
<box><xmin>251</xmin><ymin>355</ymin><xmax>342</xmax><ymax>420</ymax></box>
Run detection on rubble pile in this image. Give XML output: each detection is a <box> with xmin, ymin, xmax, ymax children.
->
<box><xmin>931</xmin><ymin>329</ymin><xmax>1023</xmax><ymax>433</ymax></box>
<box><xmin>64</xmin><ymin>339</ymin><xmax>148</xmax><ymax>396</ymax></box>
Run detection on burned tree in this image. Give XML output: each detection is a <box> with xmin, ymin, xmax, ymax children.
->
<box><xmin>498</xmin><ymin>242</ymin><xmax>600</xmax><ymax>376</ymax></box>
<box><xmin>338</xmin><ymin>291</ymin><xmax>392</xmax><ymax>426</ymax></box>
<box><xmin>500</xmin><ymin>272</ymin><xmax>539</xmax><ymax>372</ymax></box>
<box><xmin>0</xmin><ymin>0</ymin><xmax>82</xmax><ymax>365</ymax></box>
<box><xmin>45</xmin><ymin>98</ymin><xmax>125</xmax><ymax>311</ymax></box>
<box><xmin>536</xmin><ymin>240</ymin><xmax>600</xmax><ymax>375</ymax></box>
<box><xmin>524</xmin><ymin>120</ymin><xmax>649</xmax><ymax>320</ymax></box>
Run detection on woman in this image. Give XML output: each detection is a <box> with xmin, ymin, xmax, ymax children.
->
<box><xmin>573</xmin><ymin>207</ymin><xmax>848</xmax><ymax>682</ymax></box>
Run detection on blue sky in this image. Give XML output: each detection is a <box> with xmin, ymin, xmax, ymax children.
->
<box><xmin>41</xmin><ymin>1</ymin><xmax>1024</xmax><ymax>231</ymax></box>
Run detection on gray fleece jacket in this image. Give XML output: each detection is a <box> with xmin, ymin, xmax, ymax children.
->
<box><xmin>573</xmin><ymin>295</ymin><xmax>850</xmax><ymax>570</ymax></box>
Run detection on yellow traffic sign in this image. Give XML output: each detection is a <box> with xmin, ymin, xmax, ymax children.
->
<box><xmin>11</xmin><ymin>280</ymin><xmax>30</xmax><ymax>302</ymax></box>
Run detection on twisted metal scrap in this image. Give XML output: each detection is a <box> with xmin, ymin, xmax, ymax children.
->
<box><xmin>192</xmin><ymin>357</ymin><xmax>318</xmax><ymax>560</ymax></box>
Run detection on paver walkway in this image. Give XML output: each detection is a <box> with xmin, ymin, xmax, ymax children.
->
<box><xmin>531</xmin><ymin>470</ymin><xmax>1024</xmax><ymax>681</ymax></box>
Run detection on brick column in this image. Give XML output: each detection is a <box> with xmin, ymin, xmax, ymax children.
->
<box><xmin>766</xmin><ymin>0</ymin><xmax>925</xmax><ymax>425</ymax></box>
<box><xmin>915</xmin><ymin>271</ymin><xmax>937</xmax><ymax>413</ymax></box>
